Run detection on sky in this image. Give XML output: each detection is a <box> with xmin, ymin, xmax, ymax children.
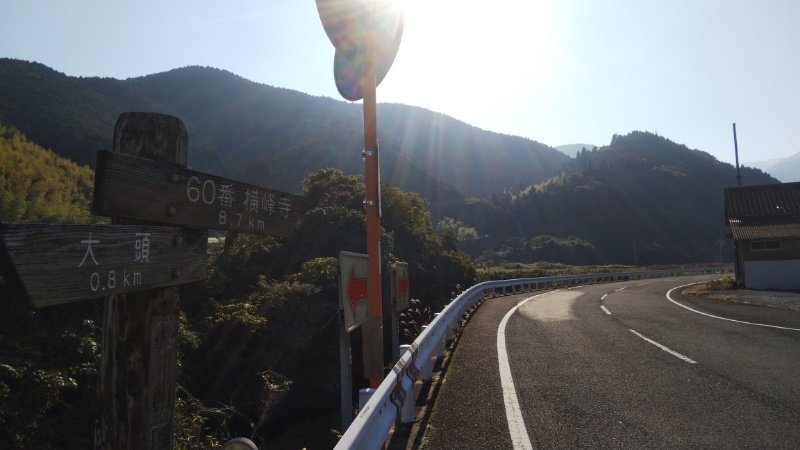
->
<box><xmin>1</xmin><ymin>0</ymin><xmax>799</xmax><ymax>165</ymax></box>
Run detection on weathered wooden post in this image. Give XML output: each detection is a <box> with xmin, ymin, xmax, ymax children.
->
<box><xmin>1</xmin><ymin>111</ymin><xmax>306</xmax><ymax>447</ymax></box>
<box><xmin>95</xmin><ymin>112</ymin><xmax>193</xmax><ymax>449</ymax></box>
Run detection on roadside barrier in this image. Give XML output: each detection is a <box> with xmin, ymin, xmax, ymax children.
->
<box><xmin>222</xmin><ymin>267</ymin><xmax>729</xmax><ymax>449</ymax></box>
<box><xmin>332</xmin><ymin>267</ymin><xmax>729</xmax><ymax>450</ymax></box>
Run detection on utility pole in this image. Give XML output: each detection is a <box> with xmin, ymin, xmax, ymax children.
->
<box><xmin>315</xmin><ymin>0</ymin><xmax>404</xmax><ymax>392</ymax></box>
<box><xmin>733</xmin><ymin>123</ymin><xmax>741</xmax><ymax>187</ymax></box>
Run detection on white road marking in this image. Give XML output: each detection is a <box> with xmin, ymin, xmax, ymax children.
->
<box><xmin>601</xmin><ymin>305</ymin><xmax>611</xmax><ymax>315</ymax></box>
<box><xmin>637</xmin><ymin>282</ymin><xmax>649</xmax><ymax>286</ymax></box>
<box><xmin>497</xmin><ymin>294</ymin><xmax>547</xmax><ymax>450</ymax></box>
<box><xmin>666</xmin><ymin>284</ymin><xmax>800</xmax><ymax>332</ymax></box>
<box><xmin>615</xmin><ymin>287</ymin><xmax>626</xmax><ymax>291</ymax></box>
<box><xmin>629</xmin><ymin>329</ymin><xmax>697</xmax><ymax>364</ymax></box>
<box><xmin>601</xmin><ymin>294</ymin><xmax>608</xmax><ymax>300</ymax></box>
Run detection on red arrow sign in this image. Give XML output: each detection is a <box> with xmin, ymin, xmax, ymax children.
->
<box><xmin>397</xmin><ymin>273</ymin><xmax>408</xmax><ymax>295</ymax></box>
<box><xmin>347</xmin><ymin>267</ymin><xmax>368</xmax><ymax>308</ymax></box>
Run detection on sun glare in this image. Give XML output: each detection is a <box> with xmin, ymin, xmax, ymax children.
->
<box><xmin>383</xmin><ymin>0</ymin><xmax>560</xmax><ymax>118</ymax></box>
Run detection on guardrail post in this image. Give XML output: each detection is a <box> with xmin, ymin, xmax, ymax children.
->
<box><xmin>449</xmin><ymin>314</ymin><xmax>458</xmax><ymax>342</ymax></box>
<box><xmin>420</xmin><ymin>325</ymin><xmax>433</xmax><ymax>381</ymax></box>
<box><xmin>359</xmin><ymin>388</ymin><xmax>375</xmax><ymax>413</ymax></box>
<box><xmin>433</xmin><ymin>314</ymin><xmax>445</xmax><ymax>358</ymax></box>
<box><xmin>398</xmin><ymin>344</ymin><xmax>415</xmax><ymax>424</ymax></box>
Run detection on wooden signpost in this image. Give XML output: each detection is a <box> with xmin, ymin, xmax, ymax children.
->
<box><xmin>0</xmin><ymin>112</ymin><xmax>306</xmax><ymax>449</ymax></box>
<box><xmin>97</xmin><ymin>113</ymin><xmax>195</xmax><ymax>450</ymax></box>
<box><xmin>0</xmin><ymin>223</ymin><xmax>206</xmax><ymax>308</ymax></box>
<box><xmin>93</xmin><ymin>151</ymin><xmax>306</xmax><ymax>237</ymax></box>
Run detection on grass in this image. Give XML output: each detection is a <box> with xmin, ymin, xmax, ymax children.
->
<box><xmin>477</xmin><ymin>262</ymin><xmax>727</xmax><ymax>282</ymax></box>
<box><xmin>682</xmin><ymin>276</ymin><xmax>737</xmax><ymax>295</ymax></box>
<box><xmin>477</xmin><ymin>262</ymin><xmax>636</xmax><ymax>281</ymax></box>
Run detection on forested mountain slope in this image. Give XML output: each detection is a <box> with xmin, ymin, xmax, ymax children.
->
<box><xmin>0</xmin><ymin>59</ymin><xmax>568</xmax><ymax>206</ymax></box>
<box><xmin>454</xmin><ymin>132</ymin><xmax>779</xmax><ymax>265</ymax></box>
<box><xmin>0</xmin><ymin>59</ymin><xmax>783</xmax><ymax>265</ymax></box>
<box><xmin>0</xmin><ymin>122</ymin><xmax>95</xmax><ymax>223</ymax></box>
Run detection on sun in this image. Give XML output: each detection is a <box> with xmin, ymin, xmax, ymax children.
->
<box><xmin>379</xmin><ymin>0</ymin><xmax>561</xmax><ymax>118</ymax></box>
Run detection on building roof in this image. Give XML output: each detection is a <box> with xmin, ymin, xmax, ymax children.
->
<box><xmin>728</xmin><ymin>219</ymin><xmax>800</xmax><ymax>240</ymax></box>
<box><xmin>724</xmin><ymin>182</ymin><xmax>800</xmax><ymax>222</ymax></box>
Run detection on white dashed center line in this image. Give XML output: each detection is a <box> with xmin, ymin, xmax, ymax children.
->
<box><xmin>629</xmin><ymin>329</ymin><xmax>697</xmax><ymax>364</ymax></box>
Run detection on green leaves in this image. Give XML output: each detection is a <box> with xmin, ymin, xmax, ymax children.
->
<box><xmin>0</xmin><ymin>123</ymin><xmax>95</xmax><ymax>223</ymax></box>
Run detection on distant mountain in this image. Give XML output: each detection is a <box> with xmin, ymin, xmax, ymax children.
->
<box><xmin>454</xmin><ymin>131</ymin><xmax>779</xmax><ymax>265</ymax></box>
<box><xmin>555</xmin><ymin>143</ymin><xmax>598</xmax><ymax>158</ymax></box>
<box><xmin>0</xmin><ymin>59</ymin><xmax>569</xmax><ymax>213</ymax></box>
<box><xmin>745</xmin><ymin>152</ymin><xmax>800</xmax><ymax>182</ymax></box>
<box><xmin>0</xmin><ymin>59</ymin><xmax>780</xmax><ymax>264</ymax></box>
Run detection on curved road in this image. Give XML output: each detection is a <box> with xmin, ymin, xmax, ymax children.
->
<box><xmin>420</xmin><ymin>276</ymin><xmax>800</xmax><ymax>449</ymax></box>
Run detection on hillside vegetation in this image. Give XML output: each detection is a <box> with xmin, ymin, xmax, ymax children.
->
<box><xmin>0</xmin><ymin>59</ymin><xmax>781</xmax><ymax>267</ymax></box>
<box><xmin>0</xmin><ymin>153</ymin><xmax>475</xmax><ymax>447</ymax></box>
<box><xmin>0</xmin><ymin>59</ymin><xmax>568</xmax><ymax>202</ymax></box>
<box><xmin>454</xmin><ymin>132</ymin><xmax>777</xmax><ymax>265</ymax></box>
<box><xmin>0</xmin><ymin>123</ymin><xmax>95</xmax><ymax>223</ymax></box>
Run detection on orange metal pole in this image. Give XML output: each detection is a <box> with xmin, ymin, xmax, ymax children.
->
<box><xmin>363</xmin><ymin>57</ymin><xmax>384</xmax><ymax>388</ymax></box>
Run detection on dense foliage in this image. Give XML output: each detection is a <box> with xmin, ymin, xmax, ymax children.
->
<box><xmin>452</xmin><ymin>132</ymin><xmax>779</xmax><ymax>266</ymax></box>
<box><xmin>0</xmin><ymin>153</ymin><xmax>475</xmax><ymax>447</ymax></box>
<box><xmin>0</xmin><ymin>123</ymin><xmax>95</xmax><ymax>223</ymax></box>
<box><xmin>175</xmin><ymin>168</ymin><xmax>475</xmax><ymax>447</ymax></box>
<box><xmin>0</xmin><ymin>124</ymin><xmax>102</xmax><ymax>448</ymax></box>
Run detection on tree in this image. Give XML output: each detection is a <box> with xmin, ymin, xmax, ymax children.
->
<box><xmin>0</xmin><ymin>122</ymin><xmax>96</xmax><ymax>223</ymax></box>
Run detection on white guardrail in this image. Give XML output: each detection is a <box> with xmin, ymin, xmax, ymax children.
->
<box><xmin>333</xmin><ymin>267</ymin><xmax>730</xmax><ymax>450</ymax></box>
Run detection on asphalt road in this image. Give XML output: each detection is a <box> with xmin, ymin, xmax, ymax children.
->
<box><xmin>419</xmin><ymin>276</ymin><xmax>800</xmax><ymax>449</ymax></box>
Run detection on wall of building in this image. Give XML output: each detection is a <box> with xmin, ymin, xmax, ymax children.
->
<box><xmin>741</xmin><ymin>238</ymin><xmax>800</xmax><ymax>262</ymax></box>
<box><xmin>744</xmin><ymin>259</ymin><xmax>800</xmax><ymax>290</ymax></box>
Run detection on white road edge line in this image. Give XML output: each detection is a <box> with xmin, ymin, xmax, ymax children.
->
<box><xmin>666</xmin><ymin>284</ymin><xmax>800</xmax><ymax>332</ymax></box>
<box><xmin>629</xmin><ymin>329</ymin><xmax>697</xmax><ymax>364</ymax></box>
<box><xmin>601</xmin><ymin>305</ymin><xmax>611</xmax><ymax>315</ymax></box>
<box><xmin>497</xmin><ymin>294</ymin><xmax>544</xmax><ymax>450</ymax></box>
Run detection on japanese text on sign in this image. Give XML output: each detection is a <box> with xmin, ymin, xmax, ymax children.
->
<box><xmin>186</xmin><ymin>176</ymin><xmax>292</xmax><ymax>230</ymax></box>
<box><xmin>78</xmin><ymin>231</ymin><xmax>145</xmax><ymax>293</ymax></box>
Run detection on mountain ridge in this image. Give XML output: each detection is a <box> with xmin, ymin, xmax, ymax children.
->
<box><xmin>745</xmin><ymin>151</ymin><xmax>800</xmax><ymax>183</ymax></box>
<box><xmin>0</xmin><ymin>58</ymin><xmax>783</xmax><ymax>264</ymax></box>
<box><xmin>0</xmin><ymin>59</ymin><xmax>569</xmax><ymax>205</ymax></box>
